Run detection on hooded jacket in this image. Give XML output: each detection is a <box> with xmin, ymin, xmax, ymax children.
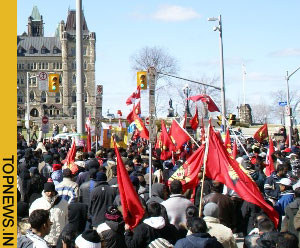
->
<box><xmin>147</xmin><ymin>183</ymin><xmax>165</xmax><ymax>204</ymax></box>
<box><xmin>274</xmin><ymin>190</ymin><xmax>294</xmax><ymax>216</ymax></box>
<box><xmin>29</xmin><ymin>191</ymin><xmax>68</xmax><ymax>246</ymax></box>
<box><xmin>97</xmin><ymin>220</ymin><xmax>127</xmax><ymax>248</ymax></box>
<box><xmin>125</xmin><ymin>216</ymin><xmax>180</xmax><ymax>248</ymax></box>
<box><xmin>174</xmin><ymin>232</ymin><xmax>223</xmax><ymax>248</ymax></box>
<box><xmin>281</xmin><ymin>197</ymin><xmax>300</xmax><ymax>235</ymax></box>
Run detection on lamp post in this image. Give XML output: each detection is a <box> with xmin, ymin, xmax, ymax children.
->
<box><xmin>183</xmin><ymin>84</ymin><xmax>192</xmax><ymax>117</ymax></box>
<box><xmin>286</xmin><ymin>66</ymin><xmax>300</xmax><ymax>148</ymax></box>
<box><xmin>208</xmin><ymin>15</ymin><xmax>226</xmax><ymax>131</ymax></box>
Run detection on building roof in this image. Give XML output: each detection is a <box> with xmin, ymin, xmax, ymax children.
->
<box><xmin>30</xmin><ymin>6</ymin><xmax>42</xmax><ymax>21</ymax></box>
<box><xmin>65</xmin><ymin>10</ymin><xmax>88</xmax><ymax>32</ymax></box>
<box><xmin>17</xmin><ymin>36</ymin><xmax>61</xmax><ymax>57</ymax></box>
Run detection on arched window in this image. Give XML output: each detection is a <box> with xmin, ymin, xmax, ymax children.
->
<box><xmin>29</xmin><ymin>91</ymin><xmax>35</xmax><ymax>101</ymax></box>
<box><xmin>72</xmin><ymin>74</ymin><xmax>76</xmax><ymax>84</ymax></box>
<box><xmin>55</xmin><ymin>92</ymin><xmax>60</xmax><ymax>103</ymax></box>
<box><xmin>72</xmin><ymin>91</ymin><xmax>76</xmax><ymax>103</ymax></box>
<box><xmin>30</xmin><ymin>108</ymin><xmax>39</xmax><ymax>117</ymax></box>
<box><xmin>41</xmin><ymin>91</ymin><xmax>46</xmax><ymax>103</ymax></box>
<box><xmin>84</xmin><ymin>92</ymin><xmax>88</xmax><ymax>103</ymax></box>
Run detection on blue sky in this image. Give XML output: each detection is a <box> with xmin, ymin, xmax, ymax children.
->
<box><xmin>17</xmin><ymin>1</ymin><xmax>300</xmax><ymax>120</ymax></box>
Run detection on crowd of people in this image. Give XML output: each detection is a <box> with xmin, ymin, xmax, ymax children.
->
<box><xmin>16</xmin><ymin>125</ymin><xmax>300</xmax><ymax>248</ymax></box>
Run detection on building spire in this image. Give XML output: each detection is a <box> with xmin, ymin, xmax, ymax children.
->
<box><xmin>31</xmin><ymin>5</ymin><xmax>42</xmax><ymax>21</ymax></box>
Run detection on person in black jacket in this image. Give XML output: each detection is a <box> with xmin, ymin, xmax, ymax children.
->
<box><xmin>125</xmin><ymin>202</ymin><xmax>180</xmax><ymax>248</ymax></box>
<box><xmin>89</xmin><ymin>172</ymin><xmax>118</xmax><ymax>227</ymax></box>
<box><xmin>96</xmin><ymin>205</ymin><xmax>126</xmax><ymax>248</ymax></box>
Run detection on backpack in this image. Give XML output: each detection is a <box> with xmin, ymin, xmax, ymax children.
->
<box><xmin>148</xmin><ymin>238</ymin><xmax>174</xmax><ymax>248</ymax></box>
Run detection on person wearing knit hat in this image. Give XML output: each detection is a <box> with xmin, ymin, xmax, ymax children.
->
<box><xmin>75</xmin><ymin>229</ymin><xmax>101</xmax><ymax>248</ymax></box>
<box><xmin>51</xmin><ymin>163</ymin><xmax>63</xmax><ymax>186</ymax></box>
<box><xmin>203</xmin><ymin>202</ymin><xmax>237</xmax><ymax>248</ymax></box>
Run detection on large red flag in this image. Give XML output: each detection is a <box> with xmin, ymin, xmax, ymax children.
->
<box><xmin>126</xmin><ymin>86</ymin><xmax>141</xmax><ymax>105</ymax></box>
<box><xmin>169</xmin><ymin>120</ymin><xmax>190</xmax><ymax>151</ymax></box>
<box><xmin>126</xmin><ymin>101</ymin><xmax>141</xmax><ymax>124</ymax></box>
<box><xmin>159</xmin><ymin>120</ymin><xmax>175</xmax><ymax>160</ymax></box>
<box><xmin>133</xmin><ymin>111</ymin><xmax>149</xmax><ymax>140</ymax></box>
<box><xmin>201</xmin><ymin>118</ymin><xmax>205</xmax><ymax>142</ymax></box>
<box><xmin>168</xmin><ymin>145</ymin><xmax>205</xmax><ymax>192</ymax></box>
<box><xmin>265</xmin><ymin>137</ymin><xmax>275</xmax><ymax>177</ymax></box>
<box><xmin>224</xmin><ymin>128</ymin><xmax>232</xmax><ymax>153</ymax></box>
<box><xmin>232</xmin><ymin>140</ymin><xmax>238</xmax><ymax>159</ymax></box>
<box><xmin>190</xmin><ymin>107</ymin><xmax>199</xmax><ymax>130</ymax></box>
<box><xmin>205</xmin><ymin>125</ymin><xmax>279</xmax><ymax>227</ymax></box>
<box><xmin>187</xmin><ymin>94</ymin><xmax>220</xmax><ymax>112</ymax></box>
<box><xmin>253</xmin><ymin>124</ymin><xmax>268</xmax><ymax>143</ymax></box>
<box><xmin>62</xmin><ymin>139</ymin><xmax>78</xmax><ymax>175</ymax></box>
<box><xmin>114</xmin><ymin>142</ymin><xmax>145</xmax><ymax>229</ymax></box>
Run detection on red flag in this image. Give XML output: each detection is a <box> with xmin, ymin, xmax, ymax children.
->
<box><xmin>127</xmin><ymin>101</ymin><xmax>141</xmax><ymax>124</ymax></box>
<box><xmin>86</xmin><ymin>127</ymin><xmax>92</xmax><ymax>152</ymax></box>
<box><xmin>285</xmin><ymin>135</ymin><xmax>289</xmax><ymax>146</ymax></box>
<box><xmin>62</xmin><ymin>139</ymin><xmax>79</xmax><ymax>175</ymax></box>
<box><xmin>224</xmin><ymin>128</ymin><xmax>232</xmax><ymax>153</ymax></box>
<box><xmin>169</xmin><ymin>120</ymin><xmax>190</xmax><ymax>151</ymax></box>
<box><xmin>159</xmin><ymin>120</ymin><xmax>175</xmax><ymax>160</ymax></box>
<box><xmin>114</xmin><ymin>142</ymin><xmax>145</xmax><ymax>229</ymax></box>
<box><xmin>126</xmin><ymin>86</ymin><xmax>141</xmax><ymax>105</ymax></box>
<box><xmin>188</xmin><ymin>94</ymin><xmax>220</xmax><ymax>112</ymax></box>
<box><xmin>205</xmin><ymin>125</ymin><xmax>279</xmax><ymax>227</ymax></box>
<box><xmin>253</xmin><ymin>124</ymin><xmax>268</xmax><ymax>143</ymax></box>
<box><xmin>232</xmin><ymin>140</ymin><xmax>238</xmax><ymax>159</ymax></box>
<box><xmin>190</xmin><ymin>107</ymin><xmax>199</xmax><ymax>130</ymax></box>
<box><xmin>133</xmin><ymin>111</ymin><xmax>149</xmax><ymax>140</ymax></box>
<box><xmin>117</xmin><ymin>110</ymin><xmax>123</xmax><ymax>116</ymax></box>
<box><xmin>168</xmin><ymin>145</ymin><xmax>205</xmax><ymax>192</ymax></box>
<box><xmin>180</xmin><ymin>113</ymin><xmax>187</xmax><ymax>129</ymax></box>
<box><xmin>265</xmin><ymin>137</ymin><xmax>275</xmax><ymax>177</ymax></box>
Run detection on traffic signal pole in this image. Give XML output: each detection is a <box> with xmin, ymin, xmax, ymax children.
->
<box><xmin>76</xmin><ymin>0</ymin><xmax>85</xmax><ymax>134</ymax></box>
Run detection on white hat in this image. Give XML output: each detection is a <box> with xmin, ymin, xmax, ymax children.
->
<box><xmin>277</xmin><ymin>178</ymin><xmax>292</xmax><ymax>186</ymax></box>
<box><xmin>75</xmin><ymin>230</ymin><xmax>101</xmax><ymax>248</ymax></box>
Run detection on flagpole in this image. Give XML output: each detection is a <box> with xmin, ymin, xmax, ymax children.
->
<box><xmin>199</xmin><ymin>120</ymin><xmax>211</xmax><ymax>217</ymax></box>
<box><xmin>173</xmin><ymin>118</ymin><xmax>200</xmax><ymax>148</ymax></box>
<box><xmin>220</xmin><ymin>114</ymin><xmax>250</xmax><ymax>157</ymax></box>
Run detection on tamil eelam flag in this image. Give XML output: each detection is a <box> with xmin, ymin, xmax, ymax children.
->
<box><xmin>253</xmin><ymin>124</ymin><xmax>268</xmax><ymax>143</ymax></box>
<box><xmin>126</xmin><ymin>86</ymin><xmax>141</xmax><ymax>105</ymax></box>
<box><xmin>187</xmin><ymin>94</ymin><xmax>220</xmax><ymax>112</ymax></box>
<box><xmin>190</xmin><ymin>107</ymin><xmax>199</xmax><ymax>130</ymax></box>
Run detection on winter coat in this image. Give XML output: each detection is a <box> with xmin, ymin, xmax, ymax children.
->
<box><xmin>17</xmin><ymin>230</ymin><xmax>50</xmax><ymax>248</ymax></box>
<box><xmin>264</xmin><ymin>172</ymin><xmax>281</xmax><ymax>201</ymax></box>
<box><xmin>97</xmin><ymin>220</ymin><xmax>127</xmax><ymax>248</ymax></box>
<box><xmin>51</xmin><ymin>170</ymin><xmax>63</xmax><ymax>186</ymax></box>
<box><xmin>161</xmin><ymin>194</ymin><xmax>194</xmax><ymax>230</ymax></box>
<box><xmin>241</xmin><ymin>201</ymin><xmax>263</xmax><ymax>235</ymax></box>
<box><xmin>147</xmin><ymin>183</ymin><xmax>165</xmax><ymax>204</ymax></box>
<box><xmin>89</xmin><ymin>182</ymin><xmax>118</xmax><ymax>227</ymax></box>
<box><xmin>125</xmin><ymin>216</ymin><xmax>180</xmax><ymax>248</ymax></box>
<box><xmin>29</xmin><ymin>191</ymin><xmax>68</xmax><ymax>246</ymax></box>
<box><xmin>76</xmin><ymin>171</ymin><xmax>90</xmax><ymax>187</ymax></box>
<box><xmin>274</xmin><ymin>190</ymin><xmax>294</xmax><ymax>216</ymax></box>
<box><xmin>293</xmin><ymin>207</ymin><xmax>300</xmax><ymax>247</ymax></box>
<box><xmin>203</xmin><ymin>192</ymin><xmax>235</xmax><ymax>229</ymax></box>
<box><xmin>56</xmin><ymin>202</ymin><xmax>88</xmax><ymax>248</ymax></box>
<box><xmin>281</xmin><ymin>197</ymin><xmax>300</xmax><ymax>236</ymax></box>
<box><xmin>174</xmin><ymin>232</ymin><xmax>223</xmax><ymax>248</ymax></box>
<box><xmin>203</xmin><ymin>216</ymin><xmax>238</xmax><ymax>248</ymax></box>
<box><xmin>79</xmin><ymin>179</ymin><xmax>101</xmax><ymax>206</ymax></box>
<box><xmin>55</xmin><ymin>177</ymin><xmax>79</xmax><ymax>204</ymax></box>
<box><xmin>40</xmin><ymin>163</ymin><xmax>52</xmax><ymax>179</ymax></box>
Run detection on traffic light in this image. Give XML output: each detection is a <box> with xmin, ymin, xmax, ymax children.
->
<box><xmin>228</xmin><ymin>114</ymin><xmax>236</xmax><ymax>126</ymax></box>
<box><xmin>217</xmin><ymin>115</ymin><xmax>222</xmax><ymax>126</ymax></box>
<box><xmin>137</xmin><ymin>71</ymin><xmax>147</xmax><ymax>90</ymax></box>
<box><xmin>49</xmin><ymin>73</ymin><xmax>60</xmax><ymax>92</ymax></box>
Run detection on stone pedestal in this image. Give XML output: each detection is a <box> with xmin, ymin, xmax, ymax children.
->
<box><xmin>239</xmin><ymin>104</ymin><xmax>252</xmax><ymax>125</ymax></box>
<box><xmin>167</xmin><ymin>108</ymin><xmax>174</xmax><ymax>117</ymax></box>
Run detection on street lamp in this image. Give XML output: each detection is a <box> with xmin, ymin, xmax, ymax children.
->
<box><xmin>286</xmin><ymin>66</ymin><xmax>300</xmax><ymax>148</ymax></box>
<box><xmin>182</xmin><ymin>84</ymin><xmax>192</xmax><ymax>117</ymax></box>
<box><xmin>208</xmin><ymin>15</ymin><xmax>226</xmax><ymax>131</ymax></box>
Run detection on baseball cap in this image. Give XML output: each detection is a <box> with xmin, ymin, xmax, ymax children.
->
<box><xmin>276</xmin><ymin>178</ymin><xmax>292</xmax><ymax>186</ymax></box>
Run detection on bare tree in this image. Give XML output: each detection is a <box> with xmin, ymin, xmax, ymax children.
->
<box><xmin>251</xmin><ymin>101</ymin><xmax>273</xmax><ymax>124</ymax></box>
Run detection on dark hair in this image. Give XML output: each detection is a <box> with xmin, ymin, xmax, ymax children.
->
<box><xmin>147</xmin><ymin>202</ymin><xmax>162</xmax><ymax>217</ymax></box>
<box><xmin>61</xmin><ymin>230</ymin><xmax>76</xmax><ymax>248</ymax></box>
<box><xmin>211</xmin><ymin>181</ymin><xmax>223</xmax><ymax>193</ymax></box>
<box><xmin>277</xmin><ymin>232</ymin><xmax>299</xmax><ymax>248</ymax></box>
<box><xmin>277</xmin><ymin>163</ymin><xmax>289</xmax><ymax>172</ymax></box>
<box><xmin>170</xmin><ymin>180</ymin><xmax>182</xmax><ymax>194</ymax></box>
<box><xmin>187</xmin><ymin>217</ymin><xmax>207</xmax><ymax>233</ymax></box>
<box><xmin>294</xmin><ymin>187</ymin><xmax>300</xmax><ymax>198</ymax></box>
<box><xmin>29</xmin><ymin>209</ymin><xmax>50</xmax><ymax>230</ymax></box>
<box><xmin>253</xmin><ymin>213</ymin><xmax>268</xmax><ymax>227</ymax></box>
<box><xmin>111</xmin><ymin>165</ymin><xmax>117</xmax><ymax>176</ymax></box>
<box><xmin>186</xmin><ymin>206</ymin><xmax>199</xmax><ymax>219</ymax></box>
<box><xmin>258</xmin><ymin>218</ymin><xmax>274</xmax><ymax>233</ymax></box>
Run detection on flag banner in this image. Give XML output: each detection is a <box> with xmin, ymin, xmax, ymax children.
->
<box><xmin>190</xmin><ymin>107</ymin><xmax>199</xmax><ymax>130</ymax></box>
<box><xmin>253</xmin><ymin>124</ymin><xmax>268</xmax><ymax>142</ymax></box>
<box><xmin>159</xmin><ymin>120</ymin><xmax>175</xmax><ymax>160</ymax></box>
<box><xmin>232</xmin><ymin>140</ymin><xmax>238</xmax><ymax>159</ymax></box>
<box><xmin>224</xmin><ymin>128</ymin><xmax>232</xmax><ymax>153</ymax></box>
<box><xmin>168</xmin><ymin>145</ymin><xmax>205</xmax><ymax>192</ymax></box>
<box><xmin>169</xmin><ymin>120</ymin><xmax>190</xmax><ymax>151</ymax></box>
<box><xmin>133</xmin><ymin>111</ymin><xmax>149</xmax><ymax>140</ymax></box>
<box><xmin>206</xmin><ymin>125</ymin><xmax>279</xmax><ymax>227</ymax></box>
<box><xmin>127</xmin><ymin>101</ymin><xmax>141</xmax><ymax>124</ymax></box>
<box><xmin>187</xmin><ymin>94</ymin><xmax>220</xmax><ymax>112</ymax></box>
<box><xmin>265</xmin><ymin>137</ymin><xmax>275</xmax><ymax>177</ymax></box>
<box><xmin>114</xmin><ymin>142</ymin><xmax>145</xmax><ymax>229</ymax></box>
<box><xmin>126</xmin><ymin>86</ymin><xmax>141</xmax><ymax>105</ymax></box>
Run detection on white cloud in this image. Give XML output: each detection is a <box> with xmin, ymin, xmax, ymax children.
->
<box><xmin>152</xmin><ymin>5</ymin><xmax>201</xmax><ymax>22</ymax></box>
<box><xmin>269</xmin><ymin>48</ymin><xmax>300</xmax><ymax>57</ymax></box>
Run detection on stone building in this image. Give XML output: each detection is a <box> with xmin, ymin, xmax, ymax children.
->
<box><xmin>17</xmin><ymin>6</ymin><xmax>102</xmax><ymax>124</ymax></box>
